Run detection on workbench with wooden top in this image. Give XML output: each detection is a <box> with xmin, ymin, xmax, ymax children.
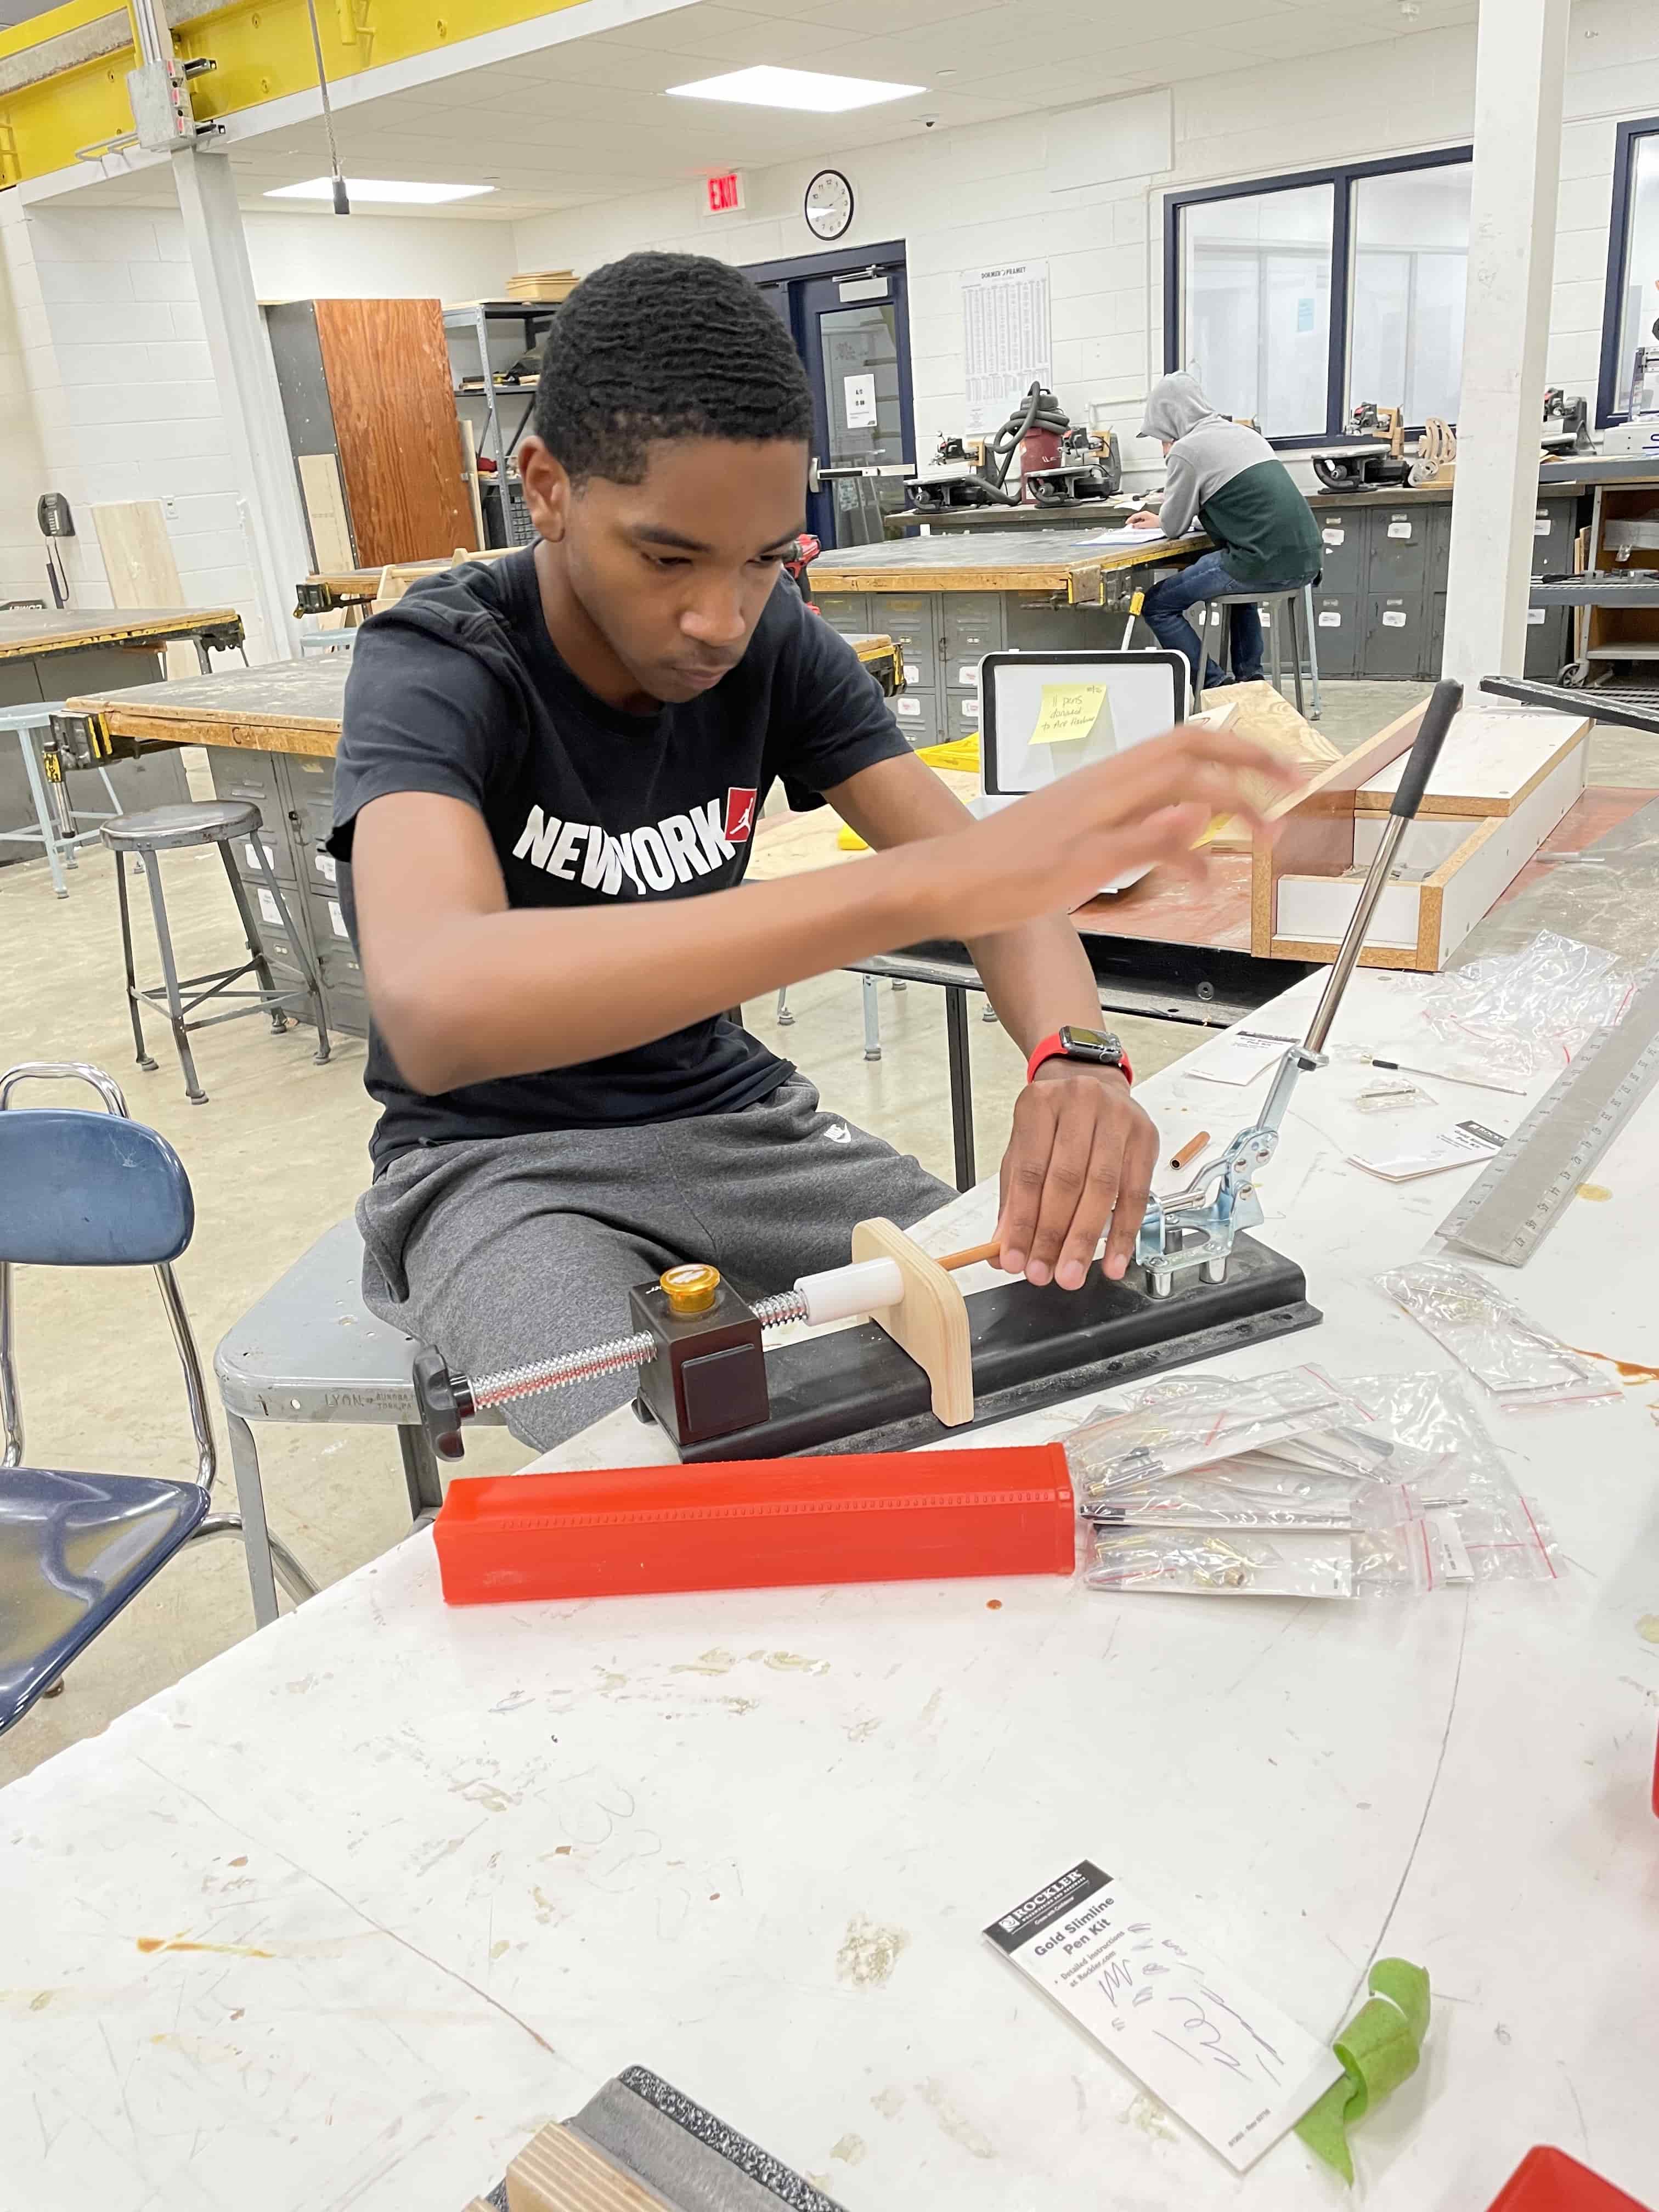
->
<box><xmin>0</xmin><ymin>604</ymin><xmax>247</xmax><ymax>870</ymax></box>
<box><xmin>809</xmin><ymin>527</ymin><xmax>1209</xmax><ymax>749</ymax></box>
<box><xmin>64</xmin><ymin>631</ymin><xmax>905</xmax><ymax>1042</ymax></box>
<box><xmin>0</xmin><ymin>603</ymin><xmax>244</xmax><ymax>709</ymax></box>
<box><xmin>872</xmin><ymin>477</ymin><xmax>1584</xmax><ymax>686</ymax></box>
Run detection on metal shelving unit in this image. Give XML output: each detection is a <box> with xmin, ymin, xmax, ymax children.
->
<box><xmin>443</xmin><ymin>303</ymin><xmax>557</xmax><ymax>549</ymax></box>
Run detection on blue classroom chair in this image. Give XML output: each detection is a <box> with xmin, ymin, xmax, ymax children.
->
<box><xmin>0</xmin><ymin>1061</ymin><xmax>316</xmax><ymax>1735</ymax></box>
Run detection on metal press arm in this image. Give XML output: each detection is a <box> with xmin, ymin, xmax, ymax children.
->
<box><xmin>1135</xmin><ymin>679</ymin><xmax>1462</xmax><ymax>1296</ymax></box>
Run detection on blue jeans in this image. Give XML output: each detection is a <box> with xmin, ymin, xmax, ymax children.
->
<box><xmin>1142</xmin><ymin>549</ymin><xmax>1313</xmax><ymax>690</ymax></box>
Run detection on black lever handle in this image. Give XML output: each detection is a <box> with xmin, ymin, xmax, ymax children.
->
<box><xmin>412</xmin><ymin>1347</ymin><xmax>467</xmax><ymax>1462</ymax></box>
<box><xmin>1390</xmin><ymin>678</ymin><xmax>1462</xmax><ymax>821</ymax></box>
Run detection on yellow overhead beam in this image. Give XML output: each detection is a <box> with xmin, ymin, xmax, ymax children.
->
<box><xmin>0</xmin><ymin>0</ymin><xmax>586</xmax><ymax>185</ymax></box>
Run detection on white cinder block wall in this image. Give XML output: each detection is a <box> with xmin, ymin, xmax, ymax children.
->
<box><xmin>510</xmin><ymin>3</ymin><xmax>1659</xmax><ymax>488</ymax></box>
<box><xmin>0</xmin><ymin>222</ymin><xmax>50</xmax><ymax>601</ymax></box>
<box><xmin>2</xmin><ymin>202</ymin><xmax>265</xmax><ymax>637</ymax></box>
<box><xmin>0</xmin><ymin>202</ymin><xmax>514</xmax><ymax>652</ymax></box>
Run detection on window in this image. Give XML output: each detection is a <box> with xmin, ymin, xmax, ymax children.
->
<box><xmin>1165</xmin><ymin>150</ymin><xmax>1472</xmax><ymax>445</ymax></box>
<box><xmin>1181</xmin><ymin>184</ymin><xmax>1334</xmax><ymax>438</ymax></box>
<box><xmin>1598</xmin><ymin>119</ymin><xmax>1659</xmax><ymax>424</ymax></box>
<box><xmin>1349</xmin><ymin>164</ymin><xmax>1472</xmax><ymax>425</ymax></box>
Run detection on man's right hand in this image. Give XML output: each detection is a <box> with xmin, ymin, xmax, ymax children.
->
<box><xmin>1128</xmin><ymin>509</ymin><xmax>1163</xmax><ymax>529</ymax></box>
<box><xmin>912</xmin><ymin>723</ymin><xmax>1295</xmax><ymax>938</ymax></box>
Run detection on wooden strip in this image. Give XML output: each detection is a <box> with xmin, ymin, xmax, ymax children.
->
<box><xmin>507</xmin><ymin>2121</ymin><xmax>671</xmax><ymax>2212</ymax></box>
<box><xmin>850</xmin><ymin>1216</ymin><xmax>973</xmax><ymax>1426</ymax></box>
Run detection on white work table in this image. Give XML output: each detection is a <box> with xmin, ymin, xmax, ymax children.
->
<box><xmin>5</xmin><ymin>968</ymin><xmax>1657</xmax><ymax>2211</ymax></box>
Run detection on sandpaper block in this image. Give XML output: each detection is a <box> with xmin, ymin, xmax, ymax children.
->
<box><xmin>569</xmin><ymin>2067</ymin><xmax>849</xmax><ymax>2212</ymax></box>
<box><xmin>434</xmin><ymin>1443</ymin><xmax>1076</xmax><ymax>1604</ymax></box>
<box><xmin>495</xmin><ymin>2068</ymin><xmax>849</xmax><ymax>2212</ymax></box>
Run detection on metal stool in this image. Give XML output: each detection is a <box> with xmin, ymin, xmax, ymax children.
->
<box><xmin>102</xmin><ymin>800</ymin><xmax>330</xmax><ymax>1105</ymax></box>
<box><xmin>1195</xmin><ymin>584</ymin><xmax>1322</xmax><ymax>718</ymax></box>
<box><xmin>0</xmin><ymin>703</ymin><xmax>125</xmax><ymax>899</ymax></box>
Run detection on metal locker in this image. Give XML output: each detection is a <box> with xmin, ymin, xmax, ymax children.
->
<box><xmin>872</xmin><ymin>595</ymin><xmax>938</xmax><ymax>692</ymax></box>
<box><xmin>1368</xmin><ymin>594</ymin><xmax>1425</xmax><ymax>679</ymax></box>
<box><xmin>1311</xmin><ymin>509</ymin><xmax>1364</xmax><ymax>594</ymax></box>
<box><xmin>208</xmin><ymin>746</ymin><xmax>284</xmax><ymax>816</ymax></box>
<box><xmin>889</xmin><ymin>690</ymin><xmax>940</xmax><ymax>747</ymax></box>
<box><xmin>1310</xmin><ymin>594</ymin><xmax>1358</xmax><ymax>678</ymax></box>
<box><xmin>812</xmin><ymin>593</ymin><xmax>870</xmax><ymax>635</ymax></box>
<box><xmin>1368</xmin><ymin>509</ymin><xmax>1430</xmax><ymax>594</ymax></box>
<box><xmin>230</xmin><ymin>821</ymin><xmax>296</xmax><ymax>889</ymax></box>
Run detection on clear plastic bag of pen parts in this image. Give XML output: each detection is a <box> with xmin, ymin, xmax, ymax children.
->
<box><xmin>1062</xmin><ymin>1365</ymin><xmax>1365</xmax><ymax>1498</ymax></box>
<box><xmin>1068</xmin><ymin>1361</ymin><xmax>1562</xmax><ymax>1596</ymax></box>
<box><xmin>1375</xmin><ymin>1258</ymin><xmax>1617</xmax><ymax>1412</ymax></box>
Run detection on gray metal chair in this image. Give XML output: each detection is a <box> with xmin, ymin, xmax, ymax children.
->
<box><xmin>102</xmin><ymin>799</ymin><xmax>329</xmax><ymax>1104</ymax></box>
<box><xmin>1195</xmin><ymin>583</ymin><xmax>1322</xmax><ymax>718</ymax></box>
<box><xmin>215</xmin><ymin>1217</ymin><xmax>506</xmax><ymax>1628</ymax></box>
<box><xmin>1</xmin><ymin>703</ymin><xmax>125</xmax><ymax>899</ymax></box>
<box><xmin>1</xmin><ymin>1060</ymin><xmax>315</xmax><ymax>1717</ymax></box>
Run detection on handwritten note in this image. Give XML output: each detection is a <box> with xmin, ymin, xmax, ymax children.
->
<box><xmin>1029</xmin><ymin>681</ymin><xmax>1111</xmax><ymax>749</ymax></box>
<box><xmin>986</xmin><ymin>1860</ymin><xmax>1341</xmax><ymax>2171</ymax></box>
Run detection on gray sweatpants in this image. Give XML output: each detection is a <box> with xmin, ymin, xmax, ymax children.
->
<box><xmin>358</xmin><ymin>1075</ymin><xmax>953</xmax><ymax>1452</ymax></box>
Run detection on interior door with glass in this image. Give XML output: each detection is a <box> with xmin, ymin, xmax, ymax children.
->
<box><xmin>795</xmin><ymin>270</ymin><xmax>917</xmax><ymax>549</ymax></box>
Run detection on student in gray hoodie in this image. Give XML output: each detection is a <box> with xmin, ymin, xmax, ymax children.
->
<box><xmin>1130</xmin><ymin>371</ymin><xmax>1322</xmax><ymax>689</ymax></box>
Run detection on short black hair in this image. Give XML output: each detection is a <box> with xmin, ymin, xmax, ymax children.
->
<box><xmin>532</xmin><ymin>251</ymin><xmax>815</xmax><ymax>486</ymax></box>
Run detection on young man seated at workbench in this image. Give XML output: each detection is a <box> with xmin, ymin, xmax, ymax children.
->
<box><xmin>330</xmin><ymin>253</ymin><xmax>1282</xmax><ymax>1449</ymax></box>
<box><xmin>1130</xmin><ymin>371</ymin><xmax>1322</xmax><ymax>689</ymax></box>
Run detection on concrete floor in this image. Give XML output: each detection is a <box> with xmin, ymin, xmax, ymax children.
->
<box><xmin>1</xmin><ymin>676</ymin><xmax>1651</xmax><ymax>1787</ymax></box>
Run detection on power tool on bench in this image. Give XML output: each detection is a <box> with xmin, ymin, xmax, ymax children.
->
<box><xmin>906</xmin><ymin>386</ymin><xmax>1120</xmax><ymax>512</ymax></box>
<box><xmin>410</xmin><ymin>683</ymin><xmax>1458</xmax><ymax>1468</ymax></box>
<box><xmin>1311</xmin><ymin>402</ymin><xmax>1413</xmax><ymax>494</ymax></box>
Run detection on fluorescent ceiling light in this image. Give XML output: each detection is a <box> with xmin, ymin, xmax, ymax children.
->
<box><xmin>263</xmin><ymin>178</ymin><xmax>496</xmax><ymax>204</ymax></box>
<box><xmin>664</xmin><ymin>66</ymin><xmax>924</xmax><ymax>114</ymax></box>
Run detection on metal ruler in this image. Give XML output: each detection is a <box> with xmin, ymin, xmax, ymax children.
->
<box><xmin>1436</xmin><ymin>953</ymin><xmax>1659</xmax><ymax>1266</ymax></box>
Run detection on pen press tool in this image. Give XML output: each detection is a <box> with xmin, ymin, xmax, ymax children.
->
<box><xmin>413</xmin><ymin>684</ymin><xmax>1459</xmax><ymax>1466</ymax></box>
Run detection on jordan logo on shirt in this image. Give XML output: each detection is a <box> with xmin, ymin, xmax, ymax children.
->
<box><xmin>511</xmin><ymin>792</ymin><xmax>740</xmax><ymax>898</ymax></box>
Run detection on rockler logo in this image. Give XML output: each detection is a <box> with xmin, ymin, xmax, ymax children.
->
<box><xmin>724</xmin><ymin>786</ymin><xmax>758</xmax><ymax>843</ymax></box>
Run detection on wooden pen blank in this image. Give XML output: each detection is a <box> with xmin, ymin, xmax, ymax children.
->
<box><xmin>937</xmin><ymin>1237</ymin><xmax>1003</xmax><ymax>1273</ymax></box>
<box><xmin>1170</xmin><ymin>1131</ymin><xmax>1211</xmax><ymax>1171</ymax></box>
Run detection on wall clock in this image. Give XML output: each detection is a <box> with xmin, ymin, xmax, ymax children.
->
<box><xmin>804</xmin><ymin>169</ymin><xmax>854</xmax><ymax>241</ymax></box>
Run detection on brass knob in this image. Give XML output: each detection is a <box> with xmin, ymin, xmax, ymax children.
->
<box><xmin>660</xmin><ymin>1262</ymin><xmax>720</xmax><ymax>1315</ymax></box>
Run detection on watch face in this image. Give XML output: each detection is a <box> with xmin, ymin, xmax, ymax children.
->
<box><xmin>1058</xmin><ymin>1025</ymin><xmax>1124</xmax><ymax>1062</ymax></box>
<box><xmin>804</xmin><ymin>169</ymin><xmax>854</xmax><ymax>239</ymax></box>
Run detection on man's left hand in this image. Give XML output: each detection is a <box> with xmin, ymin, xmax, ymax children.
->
<box><xmin>994</xmin><ymin>1060</ymin><xmax>1159</xmax><ymax>1290</ymax></box>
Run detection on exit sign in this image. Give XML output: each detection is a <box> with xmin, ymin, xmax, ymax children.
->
<box><xmin>703</xmin><ymin>170</ymin><xmax>746</xmax><ymax>216</ymax></box>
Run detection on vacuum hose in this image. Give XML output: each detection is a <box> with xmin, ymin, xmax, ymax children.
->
<box><xmin>980</xmin><ymin>381</ymin><xmax>1070</xmax><ymax>502</ymax></box>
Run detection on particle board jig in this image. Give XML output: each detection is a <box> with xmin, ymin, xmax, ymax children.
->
<box><xmin>411</xmin><ymin>687</ymin><xmax>1458</xmax><ymax>1465</ymax></box>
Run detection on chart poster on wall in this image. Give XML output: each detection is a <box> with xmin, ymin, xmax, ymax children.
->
<box><xmin>844</xmin><ymin>371</ymin><xmax>878</xmax><ymax>428</ymax></box>
<box><xmin>963</xmin><ymin>261</ymin><xmax>1053</xmax><ymax>433</ymax></box>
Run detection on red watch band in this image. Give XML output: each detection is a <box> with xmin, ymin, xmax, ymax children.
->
<box><xmin>1026</xmin><ymin>1032</ymin><xmax>1133</xmax><ymax>1087</ymax></box>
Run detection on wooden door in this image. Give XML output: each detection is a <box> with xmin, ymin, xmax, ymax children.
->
<box><xmin>312</xmin><ymin>299</ymin><xmax>472</xmax><ymax>567</ymax></box>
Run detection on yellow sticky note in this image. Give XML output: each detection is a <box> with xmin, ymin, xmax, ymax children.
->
<box><xmin>1029</xmin><ymin>681</ymin><xmax>1112</xmax><ymax>748</ymax></box>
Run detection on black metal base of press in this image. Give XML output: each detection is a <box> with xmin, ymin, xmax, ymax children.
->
<box><xmin>670</xmin><ymin>1233</ymin><xmax>1319</xmax><ymax>1463</ymax></box>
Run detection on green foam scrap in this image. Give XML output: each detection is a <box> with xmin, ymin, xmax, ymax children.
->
<box><xmin>1294</xmin><ymin>1958</ymin><xmax>1431</xmax><ymax>2185</ymax></box>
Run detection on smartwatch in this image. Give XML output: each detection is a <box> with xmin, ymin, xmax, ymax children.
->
<box><xmin>1026</xmin><ymin>1025</ymin><xmax>1133</xmax><ymax>1087</ymax></box>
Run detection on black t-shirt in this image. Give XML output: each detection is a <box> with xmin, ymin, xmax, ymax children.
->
<box><xmin>329</xmin><ymin>548</ymin><xmax>909</xmax><ymax>1167</ymax></box>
